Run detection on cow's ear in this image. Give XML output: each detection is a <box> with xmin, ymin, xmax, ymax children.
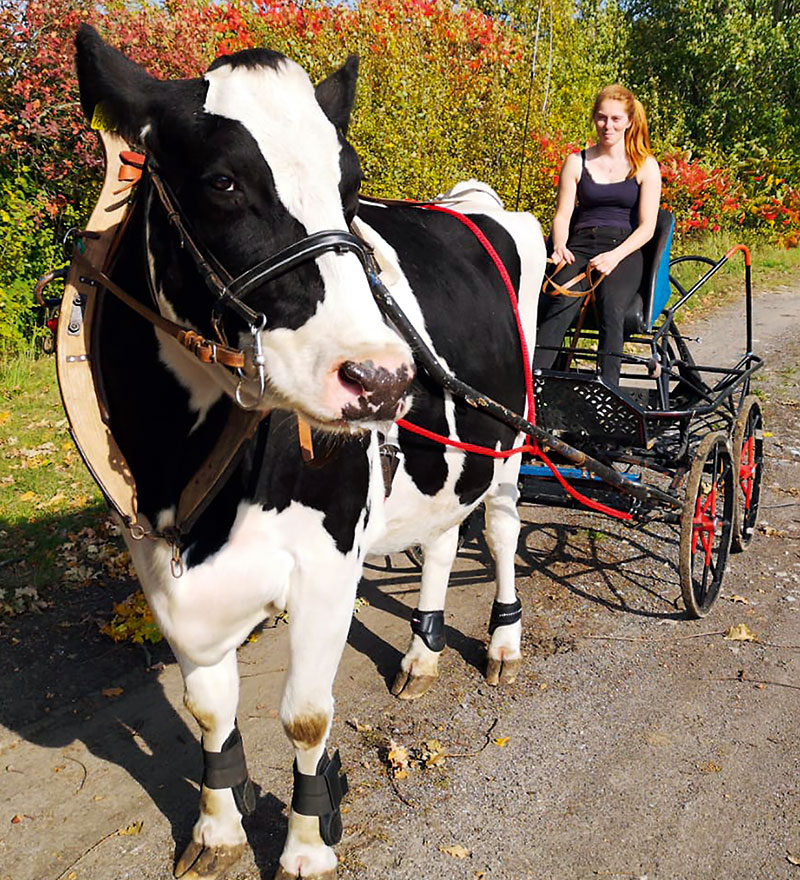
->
<box><xmin>315</xmin><ymin>55</ymin><xmax>359</xmax><ymax>135</ymax></box>
<box><xmin>74</xmin><ymin>24</ymin><xmax>158</xmax><ymax>146</ymax></box>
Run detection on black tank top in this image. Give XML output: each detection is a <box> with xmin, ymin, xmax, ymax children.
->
<box><xmin>573</xmin><ymin>150</ymin><xmax>640</xmax><ymax>232</ymax></box>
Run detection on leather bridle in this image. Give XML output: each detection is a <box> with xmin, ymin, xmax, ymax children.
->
<box><xmin>144</xmin><ymin>164</ymin><xmax>376</xmax><ymax>408</ymax></box>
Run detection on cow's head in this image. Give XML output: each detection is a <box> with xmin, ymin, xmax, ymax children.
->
<box><xmin>74</xmin><ymin>24</ymin><xmax>414</xmax><ymax>428</ymax></box>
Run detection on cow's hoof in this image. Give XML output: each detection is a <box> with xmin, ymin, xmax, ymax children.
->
<box><xmin>390</xmin><ymin>668</ymin><xmax>437</xmax><ymax>700</ymax></box>
<box><xmin>485</xmin><ymin>656</ymin><xmax>521</xmax><ymax>686</ymax></box>
<box><xmin>174</xmin><ymin>841</ymin><xmax>245</xmax><ymax>879</ymax></box>
<box><xmin>274</xmin><ymin>867</ymin><xmax>336</xmax><ymax>879</ymax></box>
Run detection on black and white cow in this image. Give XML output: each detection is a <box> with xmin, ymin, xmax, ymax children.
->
<box><xmin>73</xmin><ymin>24</ymin><xmax>545</xmax><ymax>880</ymax></box>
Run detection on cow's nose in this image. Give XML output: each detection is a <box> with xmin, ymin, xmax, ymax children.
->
<box><xmin>338</xmin><ymin>358</ymin><xmax>415</xmax><ymax>421</ymax></box>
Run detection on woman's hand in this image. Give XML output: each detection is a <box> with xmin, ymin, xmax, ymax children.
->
<box><xmin>588</xmin><ymin>249</ymin><xmax>622</xmax><ymax>276</ymax></box>
<box><xmin>551</xmin><ymin>244</ymin><xmax>575</xmax><ymax>265</ymax></box>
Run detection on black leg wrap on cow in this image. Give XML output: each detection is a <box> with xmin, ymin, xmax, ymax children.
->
<box><xmin>291</xmin><ymin>749</ymin><xmax>349</xmax><ymax>846</ymax></box>
<box><xmin>411</xmin><ymin>609</ymin><xmax>445</xmax><ymax>653</ymax></box>
<box><xmin>489</xmin><ymin>598</ymin><xmax>522</xmax><ymax>635</ymax></box>
<box><xmin>202</xmin><ymin>723</ymin><xmax>256</xmax><ymax>817</ymax></box>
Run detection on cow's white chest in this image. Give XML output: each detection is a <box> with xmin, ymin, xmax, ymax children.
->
<box><xmin>126</xmin><ymin>499</ymin><xmax>364</xmax><ymax>666</ymax></box>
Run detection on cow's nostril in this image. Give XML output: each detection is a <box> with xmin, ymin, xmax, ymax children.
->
<box><xmin>338</xmin><ymin>360</ymin><xmax>371</xmax><ymax>396</ymax></box>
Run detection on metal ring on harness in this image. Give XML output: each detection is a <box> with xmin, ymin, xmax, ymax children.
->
<box><xmin>202</xmin><ymin>723</ymin><xmax>256</xmax><ymax>817</ymax></box>
<box><xmin>291</xmin><ymin>749</ymin><xmax>349</xmax><ymax>846</ymax></box>
<box><xmin>411</xmin><ymin>609</ymin><xmax>445</xmax><ymax>652</ymax></box>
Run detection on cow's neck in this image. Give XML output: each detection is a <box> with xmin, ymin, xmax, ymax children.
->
<box><xmin>98</xmin><ymin>197</ymin><xmax>242</xmax><ymax>528</ymax></box>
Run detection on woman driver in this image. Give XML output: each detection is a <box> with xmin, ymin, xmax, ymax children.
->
<box><xmin>533</xmin><ymin>84</ymin><xmax>662</xmax><ymax>385</ymax></box>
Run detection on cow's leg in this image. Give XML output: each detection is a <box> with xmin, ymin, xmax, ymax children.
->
<box><xmin>391</xmin><ymin>523</ymin><xmax>460</xmax><ymax>700</ymax></box>
<box><xmin>484</xmin><ymin>476</ymin><xmax>523</xmax><ymax>686</ymax></box>
<box><xmin>173</xmin><ymin>648</ymin><xmax>253</xmax><ymax>880</ymax></box>
<box><xmin>276</xmin><ymin>573</ymin><xmax>356</xmax><ymax>880</ymax></box>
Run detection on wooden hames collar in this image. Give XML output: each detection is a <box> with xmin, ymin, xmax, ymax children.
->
<box><xmin>54</xmin><ymin>132</ymin><xmax>319</xmax><ymax>573</ymax></box>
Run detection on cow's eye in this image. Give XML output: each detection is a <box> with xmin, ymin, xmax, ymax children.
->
<box><xmin>208</xmin><ymin>175</ymin><xmax>236</xmax><ymax>192</ymax></box>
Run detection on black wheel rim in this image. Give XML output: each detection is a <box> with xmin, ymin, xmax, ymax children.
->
<box><xmin>735</xmin><ymin>403</ymin><xmax>764</xmax><ymax>547</ymax></box>
<box><xmin>680</xmin><ymin>435</ymin><xmax>735</xmax><ymax>617</ymax></box>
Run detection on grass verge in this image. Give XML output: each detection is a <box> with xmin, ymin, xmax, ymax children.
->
<box><xmin>669</xmin><ymin>232</ymin><xmax>800</xmax><ymax>322</ymax></box>
<box><xmin>0</xmin><ymin>348</ymin><xmax>129</xmax><ymax>614</ymax></box>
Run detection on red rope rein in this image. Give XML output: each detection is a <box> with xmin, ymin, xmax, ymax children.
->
<box><xmin>395</xmin><ymin>202</ymin><xmax>632</xmax><ymax>522</ymax></box>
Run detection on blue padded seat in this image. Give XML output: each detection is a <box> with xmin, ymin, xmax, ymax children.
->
<box><xmin>622</xmin><ymin>208</ymin><xmax>675</xmax><ymax>335</ymax></box>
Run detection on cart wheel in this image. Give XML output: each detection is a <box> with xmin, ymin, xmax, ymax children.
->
<box><xmin>679</xmin><ymin>432</ymin><xmax>735</xmax><ymax>618</ymax></box>
<box><xmin>731</xmin><ymin>396</ymin><xmax>764</xmax><ymax>553</ymax></box>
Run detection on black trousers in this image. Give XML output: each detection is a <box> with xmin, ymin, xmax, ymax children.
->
<box><xmin>533</xmin><ymin>226</ymin><xmax>643</xmax><ymax>385</ymax></box>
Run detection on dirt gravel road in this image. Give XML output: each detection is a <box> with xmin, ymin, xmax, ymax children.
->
<box><xmin>1</xmin><ymin>278</ymin><xmax>800</xmax><ymax>880</ymax></box>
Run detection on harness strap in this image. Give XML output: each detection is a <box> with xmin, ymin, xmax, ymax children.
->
<box><xmin>174</xmin><ymin>405</ymin><xmax>263</xmax><ymax>539</ymax></box>
<box><xmin>73</xmin><ymin>254</ymin><xmax>247</xmax><ymax>369</ymax></box>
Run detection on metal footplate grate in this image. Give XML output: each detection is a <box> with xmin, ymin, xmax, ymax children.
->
<box><xmin>533</xmin><ymin>373</ymin><xmax>647</xmax><ymax>446</ymax></box>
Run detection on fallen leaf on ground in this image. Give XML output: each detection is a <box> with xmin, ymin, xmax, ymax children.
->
<box><xmin>698</xmin><ymin>760</ymin><xmax>722</xmax><ymax>773</ymax></box>
<box><xmin>440</xmin><ymin>844</ymin><xmax>470</xmax><ymax>859</ymax></box>
<box><xmin>493</xmin><ymin>736</ymin><xmax>510</xmax><ymax>748</ymax></box>
<box><xmin>10</xmin><ymin>814</ymin><xmax>22</xmax><ymax>824</ymax></box>
<box><xmin>118</xmin><ymin>820</ymin><xmax>144</xmax><ymax>835</ymax></box>
<box><xmin>101</xmin><ymin>687</ymin><xmax>124</xmax><ymax>698</ymax></box>
<box><xmin>721</xmin><ymin>594</ymin><xmax>750</xmax><ymax>605</ymax></box>
<box><xmin>386</xmin><ymin>738</ymin><xmax>410</xmax><ymax>779</ymax></box>
<box><xmin>0</xmin><ymin>411</ymin><xmax>10</xmax><ymax>424</ymax></box>
<box><xmin>787</xmin><ymin>852</ymin><xmax>800</xmax><ymax>866</ymax></box>
<box><xmin>18</xmin><ymin>491</ymin><xmax>36</xmax><ymax>502</ymax></box>
<box><xmin>760</xmin><ymin>525</ymin><xmax>785</xmax><ymax>537</ymax></box>
<box><xmin>724</xmin><ymin>624</ymin><xmax>758</xmax><ymax>642</ymax></box>
<box><xmin>347</xmin><ymin>718</ymin><xmax>373</xmax><ymax>732</ymax></box>
<box><xmin>421</xmin><ymin>739</ymin><xmax>446</xmax><ymax>767</ymax></box>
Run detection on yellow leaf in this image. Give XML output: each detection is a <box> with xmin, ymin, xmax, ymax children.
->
<box><xmin>118</xmin><ymin>820</ymin><xmax>144</xmax><ymax>836</ymax></box>
<box><xmin>698</xmin><ymin>760</ymin><xmax>722</xmax><ymax>773</ymax></box>
<box><xmin>440</xmin><ymin>844</ymin><xmax>470</xmax><ymax>859</ymax></box>
<box><xmin>787</xmin><ymin>852</ymin><xmax>800</xmax><ymax>866</ymax></box>
<box><xmin>493</xmin><ymin>736</ymin><xmax>510</xmax><ymax>748</ymax></box>
<box><xmin>724</xmin><ymin>624</ymin><xmax>758</xmax><ymax>642</ymax></box>
<box><xmin>721</xmin><ymin>594</ymin><xmax>750</xmax><ymax>605</ymax></box>
<box><xmin>19</xmin><ymin>491</ymin><xmax>36</xmax><ymax>502</ymax></box>
<box><xmin>422</xmin><ymin>739</ymin><xmax>447</xmax><ymax>767</ymax></box>
<box><xmin>101</xmin><ymin>687</ymin><xmax>124</xmax><ymax>698</ymax></box>
<box><xmin>0</xmin><ymin>411</ymin><xmax>10</xmax><ymax>424</ymax></box>
<box><xmin>386</xmin><ymin>738</ymin><xmax>410</xmax><ymax>777</ymax></box>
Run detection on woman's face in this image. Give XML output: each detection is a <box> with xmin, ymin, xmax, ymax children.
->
<box><xmin>594</xmin><ymin>99</ymin><xmax>631</xmax><ymax>147</ymax></box>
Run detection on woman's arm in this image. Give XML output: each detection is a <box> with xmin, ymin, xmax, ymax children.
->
<box><xmin>588</xmin><ymin>155</ymin><xmax>662</xmax><ymax>276</ymax></box>
<box><xmin>550</xmin><ymin>152</ymin><xmax>582</xmax><ymax>264</ymax></box>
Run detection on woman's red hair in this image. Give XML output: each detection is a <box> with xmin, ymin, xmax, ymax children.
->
<box><xmin>592</xmin><ymin>84</ymin><xmax>652</xmax><ymax>178</ymax></box>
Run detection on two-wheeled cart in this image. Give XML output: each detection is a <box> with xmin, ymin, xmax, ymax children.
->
<box><xmin>517</xmin><ymin>211</ymin><xmax>764</xmax><ymax>616</ymax></box>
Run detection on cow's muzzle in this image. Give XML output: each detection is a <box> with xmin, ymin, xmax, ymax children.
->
<box><xmin>337</xmin><ymin>358</ymin><xmax>415</xmax><ymax>422</ymax></box>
